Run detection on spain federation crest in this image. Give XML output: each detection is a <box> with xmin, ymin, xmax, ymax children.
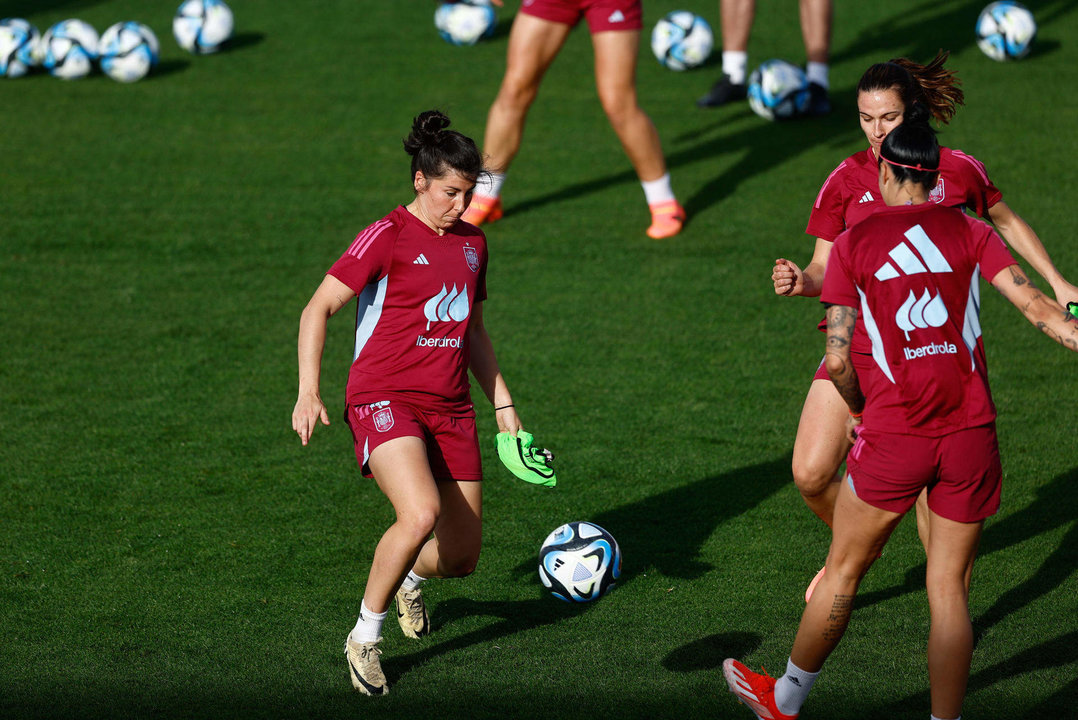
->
<box><xmin>929</xmin><ymin>178</ymin><xmax>945</xmax><ymax>204</ymax></box>
<box><xmin>463</xmin><ymin>243</ymin><xmax>480</xmax><ymax>272</ymax></box>
<box><xmin>373</xmin><ymin>405</ymin><xmax>395</xmax><ymax>432</ymax></box>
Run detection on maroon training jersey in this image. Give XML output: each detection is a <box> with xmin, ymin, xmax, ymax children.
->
<box><xmin>821</xmin><ymin>204</ymin><xmax>1017</xmax><ymax>436</ymax></box>
<box><xmin>328</xmin><ymin>206</ymin><xmax>488</xmax><ymax>415</ymax></box>
<box><xmin>807</xmin><ymin>147</ymin><xmax>1003</xmax><ymax>242</ymax></box>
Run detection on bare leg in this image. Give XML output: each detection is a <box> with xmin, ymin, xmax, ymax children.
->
<box><xmin>362</xmin><ymin>437</ymin><xmax>441</xmax><ymax>614</ymax></box>
<box><xmin>720</xmin><ymin>0</ymin><xmax>754</xmax><ymax>52</ymax></box>
<box><xmin>925</xmin><ymin>509</ymin><xmax>982</xmax><ymax>720</ymax></box>
<box><xmin>798</xmin><ymin>0</ymin><xmax>832</xmax><ymax>64</ymax></box>
<box><xmin>411</xmin><ymin>479</ymin><xmax>483</xmax><ymax>579</ymax></box>
<box><xmin>591</xmin><ymin>30</ymin><xmax>666</xmax><ymax>182</ymax></box>
<box><xmin>916</xmin><ymin>488</ymin><xmax>976</xmax><ymax>593</ymax></box>
<box><xmin>790</xmin><ymin>480</ymin><xmax>903</xmax><ymax>671</ymax></box>
<box><xmin>481</xmin><ymin>14</ymin><xmax>572</xmax><ymax>174</ymax></box>
<box><xmin>791</xmin><ymin>378</ymin><xmax>850</xmax><ymax>528</ymax></box>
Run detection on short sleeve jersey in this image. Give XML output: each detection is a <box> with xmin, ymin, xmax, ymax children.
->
<box><xmin>807</xmin><ymin>147</ymin><xmax>1003</xmax><ymax>242</ymax></box>
<box><xmin>327</xmin><ymin>206</ymin><xmax>488</xmax><ymax>415</ymax></box>
<box><xmin>821</xmin><ymin>204</ymin><xmax>1016</xmax><ymax>436</ymax></box>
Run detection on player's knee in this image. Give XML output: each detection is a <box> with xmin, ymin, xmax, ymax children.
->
<box><xmin>442</xmin><ymin>549</ymin><xmax>480</xmax><ymax>578</ymax></box>
<box><xmin>496</xmin><ymin>77</ymin><xmax>539</xmax><ymax>112</ymax></box>
<box><xmin>399</xmin><ymin>507</ymin><xmax>439</xmax><ymax>544</ymax></box>
<box><xmin>792</xmin><ymin>457</ymin><xmax>838</xmax><ymax>497</ymax></box>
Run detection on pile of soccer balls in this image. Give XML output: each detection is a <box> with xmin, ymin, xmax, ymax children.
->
<box><xmin>0</xmin><ymin>0</ymin><xmax>234</xmax><ymax>82</ymax></box>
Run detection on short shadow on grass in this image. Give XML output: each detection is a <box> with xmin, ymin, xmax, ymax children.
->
<box><xmin>219</xmin><ymin>32</ymin><xmax>266</xmax><ymax>54</ymax></box>
<box><xmin>391</xmin><ymin>456</ymin><xmax>791</xmax><ymax>677</ymax></box>
<box><xmin>149</xmin><ymin>59</ymin><xmax>190</xmax><ymax>80</ymax></box>
<box><xmin>879</xmin><ymin>630</ymin><xmax>1078</xmax><ymax>719</ymax></box>
<box><xmin>0</xmin><ymin>0</ymin><xmax>108</xmax><ymax>16</ymax></box>
<box><xmin>662</xmin><ymin>631</ymin><xmax>761</xmax><ymax>672</ymax></box>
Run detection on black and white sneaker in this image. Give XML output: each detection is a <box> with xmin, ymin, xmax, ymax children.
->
<box><xmin>697</xmin><ymin>73</ymin><xmax>748</xmax><ymax>108</ymax></box>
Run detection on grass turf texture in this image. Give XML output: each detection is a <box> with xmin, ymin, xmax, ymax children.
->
<box><xmin>1</xmin><ymin>0</ymin><xmax>1076</xmax><ymax>718</ymax></box>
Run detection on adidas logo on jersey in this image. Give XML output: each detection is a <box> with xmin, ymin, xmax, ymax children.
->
<box><xmin>608</xmin><ymin>10</ymin><xmax>625</xmax><ymax>22</ymax></box>
<box><xmin>413</xmin><ymin>254</ymin><xmax>429</xmax><ymax>265</ymax></box>
<box><xmin>859</xmin><ymin>191</ymin><xmax>874</xmax><ymax>204</ymax></box>
<box><xmin>874</xmin><ymin>224</ymin><xmax>952</xmax><ymax>281</ymax></box>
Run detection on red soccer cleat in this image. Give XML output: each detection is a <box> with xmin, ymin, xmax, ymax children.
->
<box><xmin>722</xmin><ymin>658</ymin><xmax>799</xmax><ymax>720</ymax></box>
<box><xmin>646</xmin><ymin>199</ymin><xmax>686</xmax><ymax>239</ymax></box>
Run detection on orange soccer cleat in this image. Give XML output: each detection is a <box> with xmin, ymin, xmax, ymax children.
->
<box><xmin>722</xmin><ymin>659</ymin><xmax>799</xmax><ymax>720</ymax></box>
<box><xmin>646</xmin><ymin>199</ymin><xmax>685</xmax><ymax>239</ymax></box>
<box><xmin>461</xmin><ymin>195</ymin><xmax>503</xmax><ymax>226</ymax></box>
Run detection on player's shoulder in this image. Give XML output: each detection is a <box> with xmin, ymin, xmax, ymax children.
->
<box><xmin>940</xmin><ymin>146</ymin><xmax>991</xmax><ymax>177</ymax></box>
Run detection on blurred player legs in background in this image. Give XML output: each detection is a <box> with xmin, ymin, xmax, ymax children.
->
<box><xmin>464</xmin><ymin>0</ymin><xmax>685</xmax><ymax>239</ymax></box>
<box><xmin>697</xmin><ymin>0</ymin><xmax>832</xmax><ymax>114</ymax></box>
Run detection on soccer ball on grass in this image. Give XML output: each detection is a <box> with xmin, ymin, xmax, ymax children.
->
<box><xmin>41</xmin><ymin>19</ymin><xmax>98</xmax><ymax>80</ymax></box>
<box><xmin>538</xmin><ymin>521</ymin><xmax>622</xmax><ymax>603</ymax></box>
<box><xmin>174</xmin><ymin>0</ymin><xmax>234</xmax><ymax>54</ymax></box>
<box><xmin>976</xmin><ymin>1</ymin><xmax>1036</xmax><ymax>61</ymax></box>
<box><xmin>0</xmin><ymin>18</ymin><xmax>40</xmax><ymax>78</ymax></box>
<box><xmin>748</xmin><ymin>59</ymin><xmax>810</xmax><ymax>121</ymax></box>
<box><xmin>651</xmin><ymin>11</ymin><xmax>713</xmax><ymax>71</ymax></box>
<box><xmin>99</xmin><ymin>22</ymin><xmax>159</xmax><ymax>83</ymax></box>
<box><xmin>435</xmin><ymin>0</ymin><xmax>496</xmax><ymax>46</ymax></box>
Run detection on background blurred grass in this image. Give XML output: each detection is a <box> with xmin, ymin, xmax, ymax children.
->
<box><xmin>1</xmin><ymin>1</ymin><xmax>1076</xmax><ymax>718</ymax></box>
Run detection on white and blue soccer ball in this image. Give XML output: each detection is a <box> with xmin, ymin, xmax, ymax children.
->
<box><xmin>538</xmin><ymin>521</ymin><xmax>622</xmax><ymax>603</ymax></box>
<box><xmin>435</xmin><ymin>0</ymin><xmax>496</xmax><ymax>46</ymax></box>
<box><xmin>748</xmin><ymin>59</ymin><xmax>810</xmax><ymax>120</ymax></box>
<box><xmin>99</xmin><ymin>22</ymin><xmax>159</xmax><ymax>83</ymax></box>
<box><xmin>173</xmin><ymin>0</ymin><xmax>234</xmax><ymax>54</ymax></box>
<box><xmin>0</xmin><ymin>18</ymin><xmax>40</xmax><ymax>78</ymax></box>
<box><xmin>976</xmin><ymin>2</ymin><xmax>1036</xmax><ymax>61</ymax></box>
<box><xmin>41</xmin><ymin>19</ymin><xmax>99</xmax><ymax>79</ymax></box>
<box><xmin>651</xmin><ymin>11</ymin><xmax>713</xmax><ymax>71</ymax></box>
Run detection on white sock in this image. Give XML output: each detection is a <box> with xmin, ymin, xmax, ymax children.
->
<box><xmin>806</xmin><ymin>62</ymin><xmax>829</xmax><ymax>89</ymax></box>
<box><xmin>774</xmin><ymin>658</ymin><xmax>819</xmax><ymax>716</ymax></box>
<box><xmin>475</xmin><ymin>171</ymin><xmax>505</xmax><ymax>199</ymax></box>
<box><xmin>350</xmin><ymin>600</ymin><xmax>387</xmax><ymax>644</ymax></box>
<box><xmin>642</xmin><ymin>173</ymin><xmax>675</xmax><ymax>206</ymax></box>
<box><xmin>930</xmin><ymin>715</ymin><xmax>961</xmax><ymax>720</ymax></box>
<box><xmin>401</xmin><ymin>570</ymin><xmax>426</xmax><ymax>592</ymax></box>
<box><xmin>722</xmin><ymin>51</ymin><xmax>748</xmax><ymax>85</ymax></box>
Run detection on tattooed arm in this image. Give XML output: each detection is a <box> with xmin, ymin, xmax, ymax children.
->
<box><xmin>825</xmin><ymin>303</ymin><xmax>866</xmax><ymax>442</ymax></box>
<box><xmin>991</xmin><ymin>264</ymin><xmax>1078</xmax><ymax>352</ymax></box>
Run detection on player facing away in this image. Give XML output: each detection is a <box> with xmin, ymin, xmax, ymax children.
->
<box><xmin>697</xmin><ymin>0</ymin><xmax>832</xmax><ymax>114</ymax></box>
<box><xmin>292</xmin><ymin>110</ymin><xmax>528</xmax><ymax>696</ymax></box>
<box><xmin>461</xmin><ymin>0</ymin><xmax>685</xmax><ymax>239</ymax></box>
<box><xmin>769</xmin><ymin>52</ymin><xmax>1078</xmax><ymax>602</ymax></box>
<box><xmin>724</xmin><ymin>116</ymin><xmax>1078</xmax><ymax>720</ymax></box>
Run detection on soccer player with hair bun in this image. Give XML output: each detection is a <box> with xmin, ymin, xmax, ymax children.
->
<box><xmin>769</xmin><ymin>51</ymin><xmax>1078</xmax><ymax>600</ymax></box>
<box><xmin>726</xmin><ymin>112</ymin><xmax>1078</xmax><ymax>720</ymax></box>
<box><xmin>292</xmin><ymin>109</ymin><xmax>528</xmax><ymax>696</ymax></box>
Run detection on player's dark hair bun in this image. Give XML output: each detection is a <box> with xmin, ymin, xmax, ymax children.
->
<box><xmin>403</xmin><ymin>110</ymin><xmax>483</xmax><ymax>185</ymax></box>
<box><xmin>903</xmin><ymin>102</ymin><xmax>932</xmax><ymax>129</ymax></box>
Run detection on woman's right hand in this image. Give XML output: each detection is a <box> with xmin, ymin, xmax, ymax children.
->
<box><xmin>292</xmin><ymin>392</ymin><xmax>330</xmax><ymax>446</ymax></box>
<box><xmin>773</xmin><ymin>258</ymin><xmax>804</xmax><ymax>296</ymax></box>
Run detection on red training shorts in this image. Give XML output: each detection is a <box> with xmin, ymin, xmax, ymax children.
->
<box><xmin>846</xmin><ymin>424</ymin><xmax>1002</xmax><ymax>523</ymax></box>
<box><xmin>520</xmin><ymin>0</ymin><xmax>642</xmax><ymax>32</ymax></box>
<box><xmin>345</xmin><ymin>400</ymin><xmax>482</xmax><ymax>481</ymax></box>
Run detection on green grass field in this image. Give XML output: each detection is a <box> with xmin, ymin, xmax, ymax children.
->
<box><xmin>2</xmin><ymin>1</ymin><xmax>1076</xmax><ymax>718</ymax></box>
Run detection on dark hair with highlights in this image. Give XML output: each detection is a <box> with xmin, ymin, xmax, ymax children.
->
<box><xmin>879</xmin><ymin>105</ymin><xmax>940</xmax><ymax>194</ymax></box>
<box><xmin>403</xmin><ymin>110</ymin><xmax>483</xmax><ymax>187</ymax></box>
<box><xmin>857</xmin><ymin>50</ymin><xmax>964</xmax><ymax>125</ymax></box>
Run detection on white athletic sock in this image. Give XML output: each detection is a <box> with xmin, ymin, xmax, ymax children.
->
<box><xmin>642</xmin><ymin>173</ymin><xmax>675</xmax><ymax>206</ymax></box>
<box><xmin>806</xmin><ymin>62</ymin><xmax>829</xmax><ymax>89</ymax></box>
<box><xmin>401</xmin><ymin>570</ymin><xmax>426</xmax><ymax>592</ymax></box>
<box><xmin>350</xmin><ymin>600</ymin><xmax>387</xmax><ymax>644</ymax></box>
<box><xmin>774</xmin><ymin>658</ymin><xmax>819</xmax><ymax>716</ymax></box>
<box><xmin>930</xmin><ymin>715</ymin><xmax>961</xmax><ymax>720</ymax></box>
<box><xmin>722</xmin><ymin>51</ymin><xmax>748</xmax><ymax>85</ymax></box>
<box><xmin>475</xmin><ymin>171</ymin><xmax>505</xmax><ymax>199</ymax></box>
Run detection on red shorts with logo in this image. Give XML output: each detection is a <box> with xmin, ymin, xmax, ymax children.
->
<box><xmin>520</xmin><ymin>0</ymin><xmax>642</xmax><ymax>32</ymax></box>
<box><xmin>344</xmin><ymin>400</ymin><xmax>482</xmax><ymax>481</ymax></box>
<box><xmin>846</xmin><ymin>424</ymin><xmax>1002</xmax><ymax>523</ymax></box>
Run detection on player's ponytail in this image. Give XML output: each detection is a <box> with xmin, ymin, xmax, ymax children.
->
<box><xmin>403</xmin><ymin>110</ymin><xmax>483</xmax><ymax>186</ymax></box>
<box><xmin>858</xmin><ymin>50</ymin><xmax>964</xmax><ymax>126</ymax></box>
<box><xmin>879</xmin><ymin>110</ymin><xmax>940</xmax><ymax>194</ymax></box>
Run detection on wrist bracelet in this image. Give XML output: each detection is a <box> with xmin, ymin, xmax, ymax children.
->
<box><xmin>495</xmin><ymin>404</ymin><xmax>514</xmax><ymax>411</ymax></box>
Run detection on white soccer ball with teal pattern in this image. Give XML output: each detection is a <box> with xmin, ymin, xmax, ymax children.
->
<box><xmin>976</xmin><ymin>2</ymin><xmax>1036</xmax><ymax>61</ymax></box>
<box><xmin>651</xmin><ymin>11</ymin><xmax>713</xmax><ymax>71</ymax></box>
<box><xmin>100</xmin><ymin>22</ymin><xmax>159</xmax><ymax>83</ymax></box>
<box><xmin>435</xmin><ymin>0</ymin><xmax>496</xmax><ymax>46</ymax></box>
<box><xmin>538</xmin><ymin>521</ymin><xmax>622</xmax><ymax>603</ymax></box>
<box><xmin>41</xmin><ymin>19</ymin><xmax>99</xmax><ymax>79</ymax></box>
<box><xmin>174</xmin><ymin>0</ymin><xmax>234</xmax><ymax>54</ymax></box>
<box><xmin>0</xmin><ymin>18</ymin><xmax>40</xmax><ymax>78</ymax></box>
